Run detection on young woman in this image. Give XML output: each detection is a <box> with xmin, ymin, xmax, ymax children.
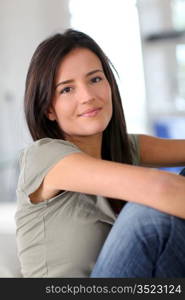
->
<box><xmin>15</xmin><ymin>29</ymin><xmax>185</xmax><ymax>278</ymax></box>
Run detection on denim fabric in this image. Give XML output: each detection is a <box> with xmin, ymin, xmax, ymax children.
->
<box><xmin>90</xmin><ymin>168</ymin><xmax>185</xmax><ymax>278</ymax></box>
<box><xmin>180</xmin><ymin>168</ymin><xmax>185</xmax><ymax>176</ymax></box>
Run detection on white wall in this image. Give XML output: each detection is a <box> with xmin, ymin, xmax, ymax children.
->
<box><xmin>0</xmin><ymin>0</ymin><xmax>71</xmax><ymax>201</ymax></box>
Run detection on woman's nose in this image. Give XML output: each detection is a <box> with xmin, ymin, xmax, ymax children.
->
<box><xmin>78</xmin><ymin>85</ymin><xmax>95</xmax><ymax>104</ymax></box>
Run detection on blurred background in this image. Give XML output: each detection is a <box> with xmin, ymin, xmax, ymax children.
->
<box><xmin>1</xmin><ymin>0</ymin><xmax>185</xmax><ymax>235</ymax></box>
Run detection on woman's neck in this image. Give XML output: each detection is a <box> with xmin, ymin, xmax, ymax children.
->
<box><xmin>66</xmin><ymin>133</ymin><xmax>102</xmax><ymax>159</ymax></box>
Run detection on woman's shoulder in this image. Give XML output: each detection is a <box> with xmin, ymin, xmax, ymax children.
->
<box><xmin>18</xmin><ymin>137</ymin><xmax>82</xmax><ymax>171</ymax></box>
<box><xmin>128</xmin><ymin>134</ymin><xmax>140</xmax><ymax>165</ymax></box>
<box><xmin>22</xmin><ymin>138</ymin><xmax>80</xmax><ymax>157</ymax></box>
<box><xmin>17</xmin><ymin>138</ymin><xmax>83</xmax><ymax>198</ymax></box>
<box><xmin>25</xmin><ymin>137</ymin><xmax>79</xmax><ymax>152</ymax></box>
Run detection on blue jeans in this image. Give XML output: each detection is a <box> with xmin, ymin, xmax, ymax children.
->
<box><xmin>90</xmin><ymin>168</ymin><xmax>185</xmax><ymax>278</ymax></box>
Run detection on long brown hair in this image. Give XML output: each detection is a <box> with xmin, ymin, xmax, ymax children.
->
<box><xmin>24</xmin><ymin>29</ymin><xmax>134</xmax><ymax>211</ymax></box>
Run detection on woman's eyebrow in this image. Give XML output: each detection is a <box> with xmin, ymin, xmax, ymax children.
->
<box><xmin>55</xmin><ymin>79</ymin><xmax>73</xmax><ymax>89</ymax></box>
<box><xmin>55</xmin><ymin>69</ymin><xmax>103</xmax><ymax>89</ymax></box>
<box><xmin>86</xmin><ymin>69</ymin><xmax>103</xmax><ymax>76</ymax></box>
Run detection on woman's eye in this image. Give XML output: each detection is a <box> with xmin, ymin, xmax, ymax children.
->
<box><xmin>91</xmin><ymin>76</ymin><xmax>102</xmax><ymax>83</ymax></box>
<box><xmin>60</xmin><ymin>87</ymin><xmax>72</xmax><ymax>94</ymax></box>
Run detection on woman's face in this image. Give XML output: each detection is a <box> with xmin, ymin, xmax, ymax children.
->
<box><xmin>48</xmin><ymin>47</ymin><xmax>112</xmax><ymax>140</ymax></box>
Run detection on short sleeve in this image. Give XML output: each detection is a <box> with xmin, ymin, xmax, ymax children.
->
<box><xmin>129</xmin><ymin>134</ymin><xmax>140</xmax><ymax>165</ymax></box>
<box><xmin>18</xmin><ymin>138</ymin><xmax>82</xmax><ymax>199</ymax></box>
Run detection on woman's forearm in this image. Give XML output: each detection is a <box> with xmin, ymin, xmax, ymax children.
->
<box><xmin>138</xmin><ymin>134</ymin><xmax>185</xmax><ymax>167</ymax></box>
<box><xmin>43</xmin><ymin>152</ymin><xmax>185</xmax><ymax>219</ymax></box>
<box><xmin>107</xmin><ymin>164</ymin><xmax>185</xmax><ymax>219</ymax></box>
<box><xmin>134</xmin><ymin>169</ymin><xmax>185</xmax><ymax>219</ymax></box>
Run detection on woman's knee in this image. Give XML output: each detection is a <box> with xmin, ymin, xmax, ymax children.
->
<box><xmin>119</xmin><ymin>202</ymin><xmax>185</xmax><ymax>243</ymax></box>
<box><xmin>119</xmin><ymin>202</ymin><xmax>170</xmax><ymax>227</ymax></box>
<box><xmin>115</xmin><ymin>203</ymin><xmax>171</xmax><ymax>243</ymax></box>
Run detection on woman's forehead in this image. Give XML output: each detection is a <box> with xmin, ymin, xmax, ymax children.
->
<box><xmin>56</xmin><ymin>48</ymin><xmax>103</xmax><ymax>79</ymax></box>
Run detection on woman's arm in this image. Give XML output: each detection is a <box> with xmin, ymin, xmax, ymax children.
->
<box><xmin>38</xmin><ymin>152</ymin><xmax>185</xmax><ymax>219</ymax></box>
<box><xmin>138</xmin><ymin>134</ymin><xmax>185</xmax><ymax>167</ymax></box>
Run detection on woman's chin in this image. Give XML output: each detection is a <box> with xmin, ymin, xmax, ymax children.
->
<box><xmin>81</xmin><ymin>125</ymin><xmax>108</xmax><ymax>136</ymax></box>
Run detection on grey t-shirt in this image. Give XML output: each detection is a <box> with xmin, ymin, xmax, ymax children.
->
<box><xmin>15</xmin><ymin>135</ymin><xmax>140</xmax><ymax>277</ymax></box>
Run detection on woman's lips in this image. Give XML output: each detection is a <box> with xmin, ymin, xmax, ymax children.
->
<box><xmin>79</xmin><ymin>107</ymin><xmax>102</xmax><ymax>117</ymax></box>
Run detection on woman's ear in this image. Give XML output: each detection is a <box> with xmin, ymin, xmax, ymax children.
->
<box><xmin>46</xmin><ymin>107</ymin><xmax>56</xmax><ymax>121</ymax></box>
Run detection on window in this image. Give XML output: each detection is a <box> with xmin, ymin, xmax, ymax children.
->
<box><xmin>69</xmin><ymin>0</ymin><xmax>147</xmax><ymax>133</ymax></box>
<box><xmin>172</xmin><ymin>0</ymin><xmax>185</xmax><ymax>30</ymax></box>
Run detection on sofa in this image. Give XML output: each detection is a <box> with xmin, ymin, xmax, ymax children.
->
<box><xmin>0</xmin><ymin>233</ymin><xmax>22</xmax><ymax>278</ymax></box>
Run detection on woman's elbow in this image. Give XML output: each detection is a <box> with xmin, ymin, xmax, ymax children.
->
<box><xmin>156</xmin><ymin>172</ymin><xmax>185</xmax><ymax>219</ymax></box>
